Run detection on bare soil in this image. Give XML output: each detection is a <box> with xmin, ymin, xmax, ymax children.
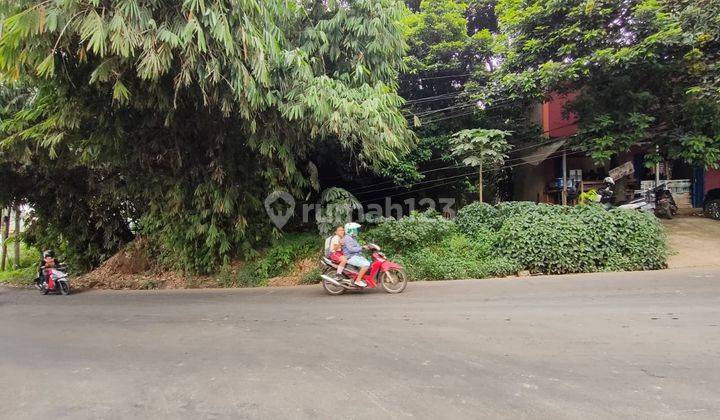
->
<box><xmin>662</xmin><ymin>215</ymin><xmax>720</xmax><ymax>269</ymax></box>
<box><xmin>74</xmin><ymin>239</ymin><xmax>317</xmax><ymax>290</ymax></box>
<box><xmin>266</xmin><ymin>258</ymin><xmax>318</xmax><ymax>287</ymax></box>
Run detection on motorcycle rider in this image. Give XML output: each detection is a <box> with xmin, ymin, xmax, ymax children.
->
<box><xmin>326</xmin><ymin>225</ymin><xmax>349</xmax><ymax>281</ymax></box>
<box><xmin>598</xmin><ymin>176</ymin><xmax>615</xmax><ymax>209</ymax></box>
<box><xmin>37</xmin><ymin>249</ymin><xmax>57</xmax><ymax>287</ymax></box>
<box><xmin>342</xmin><ymin>222</ymin><xmax>368</xmax><ymax>288</ymax></box>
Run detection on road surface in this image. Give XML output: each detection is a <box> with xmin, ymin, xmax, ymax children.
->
<box><xmin>2</xmin><ymin>268</ymin><xmax>720</xmax><ymax>419</ymax></box>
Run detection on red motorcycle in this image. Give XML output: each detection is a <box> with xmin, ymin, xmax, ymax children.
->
<box><xmin>320</xmin><ymin>244</ymin><xmax>408</xmax><ymax>295</ymax></box>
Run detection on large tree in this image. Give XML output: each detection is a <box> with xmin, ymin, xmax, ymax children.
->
<box><xmin>493</xmin><ymin>0</ymin><xmax>720</xmax><ymax>167</ymax></box>
<box><xmin>0</xmin><ymin>0</ymin><xmax>413</xmax><ymax>272</ymax></box>
<box><xmin>358</xmin><ymin>0</ymin><xmax>508</xmax><ymax>204</ymax></box>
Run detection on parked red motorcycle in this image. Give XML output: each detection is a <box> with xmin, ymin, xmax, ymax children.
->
<box><xmin>320</xmin><ymin>244</ymin><xmax>407</xmax><ymax>295</ymax></box>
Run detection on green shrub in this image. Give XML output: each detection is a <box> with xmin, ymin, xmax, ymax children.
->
<box><xmin>252</xmin><ymin>233</ymin><xmax>320</xmax><ymax>279</ymax></box>
<box><xmin>215</xmin><ymin>233</ymin><xmax>320</xmax><ymax>287</ymax></box>
<box><xmin>0</xmin><ymin>267</ymin><xmax>35</xmax><ymax>286</ymax></box>
<box><xmin>400</xmin><ymin>233</ymin><xmax>519</xmax><ymax>281</ymax></box>
<box><xmin>364</xmin><ymin>210</ymin><xmax>457</xmax><ymax>255</ymax></box>
<box><xmin>455</xmin><ymin>202</ymin><xmax>499</xmax><ymax>232</ymax></box>
<box><xmin>3</xmin><ymin>242</ymin><xmax>42</xmax><ymax>271</ymax></box>
<box><xmin>300</xmin><ymin>266</ymin><xmax>322</xmax><ymax>285</ymax></box>
<box><xmin>495</xmin><ymin>201</ymin><xmax>539</xmax><ymax>225</ymax></box>
<box><xmin>498</xmin><ymin>204</ymin><xmax>668</xmax><ymax>274</ymax></box>
<box><xmin>216</xmin><ymin>263</ymin><xmax>267</xmax><ymax>288</ymax></box>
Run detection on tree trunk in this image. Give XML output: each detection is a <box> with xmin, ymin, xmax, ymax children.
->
<box><xmin>13</xmin><ymin>205</ymin><xmax>20</xmax><ymax>270</ymax></box>
<box><xmin>0</xmin><ymin>207</ymin><xmax>9</xmax><ymax>271</ymax></box>
<box><xmin>478</xmin><ymin>162</ymin><xmax>483</xmax><ymax>203</ymax></box>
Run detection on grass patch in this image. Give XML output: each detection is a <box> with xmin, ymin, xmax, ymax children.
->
<box><xmin>0</xmin><ymin>267</ymin><xmax>35</xmax><ymax>287</ymax></box>
<box><xmin>216</xmin><ymin>233</ymin><xmax>321</xmax><ymax>288</ymax></box>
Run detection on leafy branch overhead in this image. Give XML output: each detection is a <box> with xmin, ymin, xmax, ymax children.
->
<box><xmin>450</xmin><ymin>128</ymin><xmax>512</xmax><ymax>202</ymax></box>
<box><xmin>0</xmin><ymin>0</ymin><xmax>413</xmax><ymax>272</ymax></box>
<box><xmin>450</xmin><ymin>128</ymin><xmax>512</xmax><ymax>168</ymax></box>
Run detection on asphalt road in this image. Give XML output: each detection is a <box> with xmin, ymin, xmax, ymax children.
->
<box><xmin>2</xmin><ymin>268</ymin><xmax>720</xmax><ymax>419</ymax></box>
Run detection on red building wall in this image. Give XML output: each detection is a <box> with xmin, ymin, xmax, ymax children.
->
<box><xmin>543</xmin><ymin>92</ymin><xmax>578</xmax><ymax>137</ymax></box>
<box><xmin>706</xmin><ymin>168</ymin><xmax>720</xmax><ymax>193</ymax></box>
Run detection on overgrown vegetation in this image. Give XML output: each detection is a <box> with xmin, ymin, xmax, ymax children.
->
<box><xmin>0</xmin><ymin>0</ymin><xmax>412</xmax><ymax>273</ymax></box>
<box><xmin>497</xmin><ymin>205</ymin><xmax>668</xmax><ymax>274</ymax></box>
<box><xmin>366</xmin><ymin>203</ymin><xmax>668</xmax><ymax>280</ymax></box>
<box><xmin>0</xmin><ymin>266</ymin><xmax>34</xmax><ymax>286</ymax></box>
<box><xmin>364</xmin><ymin>211</ymin><xmax>457</xmax><ymax>255</ymax></box>
<box><xmin>215</xmin><ymin>233</ymin><xmax>320</xmax><ymax>288</ymax></box>
<box><xmin>0</xmin><ymin>0</ymin><xmax>705</xmax><ymax>278</ymax></box>
<box><xmin>0</xmin><ymin>242</ymin><xmax>39</xmax><ymax>286</ymax></box>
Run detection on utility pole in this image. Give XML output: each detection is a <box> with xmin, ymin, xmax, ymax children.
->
<box><xmin>655</xmin><ymin>145</ymin><xmax>660</xmax><ymax>188</ymax></box>
<box><xmin>13</xmin><ymin>205</ymin><xmax>20</xmax><ymax>270</ymax></box>
<box><xmin>478</xmin><ymin>162</ymin><xmax>483</xmax><ymax>203</ymax></box>
<box><xmin>561</xmin><ymin>148</ymin><xmax>568</xmax><ymax>205</ymax></box>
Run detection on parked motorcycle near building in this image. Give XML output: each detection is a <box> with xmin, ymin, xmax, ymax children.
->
<box><xmin>618</xmin><ymin>183</ymin><xmax>678</xmax><ymax>219</ymax></box>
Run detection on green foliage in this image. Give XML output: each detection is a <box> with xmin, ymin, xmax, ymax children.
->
<box><xmin>216</xmin><ymin>264</ymin><xmax>266</xmax><ymax>288</ymax></box>
<box><xmin>252</xmin><ymin>233</ymin><xmax>319</xmax><ymax>279</ymax></box>
<box><xmin>300</xmin><ymin>266</ymin><xmax>323</xmax><ymax>285</ymax></box>
<box><xmin>17</xmin><ymin>165</ymin><xmax>134</xmax><ymax>272</ymax></box>
<box><xmin>216</xmin><ymin>232</ymin><xmax>320</xmax><ymax>287</ymax></box>
<box><xmin>498</xmin><ymin>204</ymin><xmax>668</xmax><ymax>274</ymax></box>
<box><xmin>450</xmin><ymin>128</ymin><xmax>513</xmax><ymax>168</ymax></box>
<box><xmin>364</xmin><ymin>210</ymin><xmax>457</xmax><ymax>255</ymax></box>
<box><xmin>495</xmin><ymin>201</ymin><xmax>540</xmax><ymax>225</ymax></box>
<box><xmin>399</xmin><ymin>232</ymin><xmax>519</xmax><ymax>280</ymax></box>
<box><xmin>0</xmin><ymin>0</ymin><xmax>413</xmax><ymax>273</ymax></box>
<box><xmin>449</xmin><ymin>128</ymin><xmax>512</xmax><ymax>200</ymax></box>
<box><xmin>387</xmin><ymin>1</ymin><xmax>506</xmax><ymax>202</ymax></box>
<box><xmin>316</xmin><ymin>188</ymin><xmax>361</xmax><ymax>236</ymax></box>
<box><xmin>493</xmin><ymin>0</ymin><xmax>720</xmax><ymax>168</ymax></box>
<box><xmin>455</xmin><ymin>201</ymin><xmax>499</xmax><ymax>232</ymax></box>
<box><xmin>2</xmin><ymin>241</ymin><xmax>40</xmax><ymax>271</ymax></box>
<box><xmin>0</xmin><ymin>266</ymin><xmax>35</xmax><ymax>286</ymax></box>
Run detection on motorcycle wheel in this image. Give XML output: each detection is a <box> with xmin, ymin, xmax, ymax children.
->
<box><xmin>40</xmin><ymin>285</ymin><xmax>49</xmax><ymax>295</ymax></box>
<box><xmin>704</xmin><ymin>199</ymin><xmax>720</xmax><ymax>220</ymax></box>
<box><xmin>380</xmin><ymin>268</ymin><xmax>408</xmax><ymax>294</ymax></box>
<box><xmin>59</xmin><ymin>282</ymin><xmax>70</xmax><ymax>295</ymax></box>
<box><xmin>655</xmin><ymin>204</ymin><xmax>673</xmax><ymax>219</ymax></box>
<box><xmin>321</xmin><ymin>267</ymin><xmax>345</xmax><ymax>295</ymax></box>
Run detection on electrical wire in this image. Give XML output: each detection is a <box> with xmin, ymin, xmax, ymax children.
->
<box><xmin>357</xmin><ymin>149</ymin><xmax>585</xmax><ymax>203</ymax></box>
<box><xmin>352</xmin><ymin>122</ymin><xmax>684</xmax><ymax>202</ymax></box>
<box><xmin>353</xmin><ymin>148</ymin><xmax>583</xmax><ymax>198</ymax></box>
<box><xmin>341</xmin><ymin>121</ymin><xmax>582</xmax><ymax>193</ymax></box>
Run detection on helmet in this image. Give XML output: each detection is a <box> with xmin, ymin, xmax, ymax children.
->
<box><xmin>43</xmin><ymin>249</ymin><xmax>55</xmax><ymax>258</ymax></box>
<box><xmin>604</xmin><ymin>177</ymin><xmax>615</xmax><ymax>185</ymax></box>
<box><xmin>344</xmin><ymin>222</ymin><xmax>361</xmax><ymax>236</ymax></box>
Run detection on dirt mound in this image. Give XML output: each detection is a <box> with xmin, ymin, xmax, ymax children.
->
<box><xmin>267</xmin><ymin>258</ymin><xmax>319</xmax><ymax>287</ymax></box>
<box><xmin>74</xmin><ymin>238</ymin><xmax>216</xmax><ymax>290</ymax></box>
<box><xmin>74</xmin><ymin>240</ymin><xmax>319</xmax><ymax>290</ymax></box>
<box><xmin>98</xmin><ymin>238</ymin><xmax>151</xmax><ymax>275</ymax></box>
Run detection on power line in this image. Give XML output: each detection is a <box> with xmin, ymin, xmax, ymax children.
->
<box><xmin>353</xmin><ymin>122</ymin><xmax>685</xmax><ymax>201</ymax></box>
<box><xmin>411</xmin><ymin>73</ymin><xmax>473</xmax><ymax>81</ymax></box>
<box><xmin>344</xmin><ymin>121</ymin><xmax>581</xmax><ymax>193</ymax></box>
<box><xmin>403</xmin><ymin>96</ymin><xmax>517</xmax><ymax>120</ymax></box>
<box><xmin>402</xmin><ymin>91</ymin><xmax>468</xmax><ymax>105</ymax></box>
<box><xmin>348</xmin><ymin>142</ymin><xmax>569</xmax><ymax>195</ymax></box>
<box><xmin>353</xmin><ymin>148</ymin><xmax>582</xmax><ymax>197</ymax></box>
<box><xmin>357</xmin><ymin>149</ymin><xmax>585</xmax><ymax>203</ymax></box>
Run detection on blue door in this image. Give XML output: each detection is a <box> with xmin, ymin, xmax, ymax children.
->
<box><xmin>693</xmin><ymin>167</ymin><xmax>705</xmax><ymax>207</ymax></box>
